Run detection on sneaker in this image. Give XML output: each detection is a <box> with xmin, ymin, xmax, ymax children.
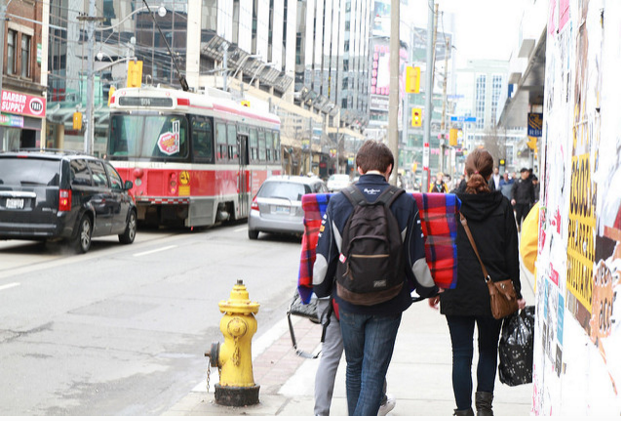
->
<box><xmin>377</xmin><ymin>394</ymin><xmax>396</xmax><ymax>416</ymax></box>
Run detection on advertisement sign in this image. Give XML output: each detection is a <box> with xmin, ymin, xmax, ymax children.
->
<box><xmin>1</xmin><ymin>90</ymin><xmax>46</xmax><ymax>118</ymax></box>
<box><xmin>0</xmin><ymin>113</ymin><xmax>24</xmax><ymax>127</ymax></box>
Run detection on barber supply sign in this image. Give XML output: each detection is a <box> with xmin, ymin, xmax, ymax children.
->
<box><xmin>1</xmin><ymin>90</ymin><xmax>46</xmax><ymax>118</ymax></box>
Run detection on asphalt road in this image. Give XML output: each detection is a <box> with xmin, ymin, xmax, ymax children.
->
<box><xmin>0</xmin><ymin>222</ymin><xmax>302</xmax><ymax>415</ymax></box>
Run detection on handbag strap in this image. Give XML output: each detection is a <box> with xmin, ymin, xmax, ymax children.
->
<box><xmin>459</xmin><ymin>212</ymin><xmax>491</xmax><ymax>284</ymax></box>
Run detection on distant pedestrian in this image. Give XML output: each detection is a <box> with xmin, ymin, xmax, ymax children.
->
<box><xmin>429</xmin><ymin>172</ymin><xmax>448</xmax><ymax>193</ymax></box>
<box><xmin>511</xmin><ymin>168</ymin><xmax>536</xmax><ymax>231</ymax></box>
<box><xmin>532</xmin><ymin>175</ymin><xmax>540</xmax><ymax>202</ymax></box>
<box><xmin>428</xmin><ymin>149</ymin><xmax>526</xmax><ymax>416</ymax></box>
<box><xmin>499</xmin><ymin>172</ymin><xmax>513</xmax><ymax>200</ymax></box>
<box><xmin>313</xmin><ymin>140</ymin><xmax>440</xmax><ymax>416</ymax></box>
<box><xmin>488</xmin><ymin>166</ymin><xmax>501</xmax><ymax>191</ymax></box>
<box><xmin>314</xmin><ymin>297</ymin><xmax>395</xmax><ymax>416</ymax></box>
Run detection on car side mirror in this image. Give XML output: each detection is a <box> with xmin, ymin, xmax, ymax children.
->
<box><xmin>124</xmin><ymin>180</ymin><xmax>133</xmax><ymax>190</ymax></box>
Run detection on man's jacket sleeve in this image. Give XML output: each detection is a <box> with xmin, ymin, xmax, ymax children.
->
<box><xmin>405</xmin><ymin>204</ymin><xmax>439</xmax><ymax>298</ymax></box>
<box><xmin>312</xmin><ymin>201</ymin><xmax>339</xmax><ymax>298</ymax></box>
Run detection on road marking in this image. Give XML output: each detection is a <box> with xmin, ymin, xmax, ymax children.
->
<box><xmin>234</xmin><ymin>227</ymin><xmax>247</xmax><ymax>233</ymax></box>
<box><xmin>0</xmin><ymin>282</ymin><xmax>20</xmax><ymax>291</ymax></box>
<box><xmin>133</xmin><ymin>245</ymin><xmax>178</xmax><ymax>257</ymax></box>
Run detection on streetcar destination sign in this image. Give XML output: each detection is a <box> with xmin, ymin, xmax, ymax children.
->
<box><xmin>118</xmin><ymin>97</ymin><xmax>174</xmax><ymax>107</ymax></box>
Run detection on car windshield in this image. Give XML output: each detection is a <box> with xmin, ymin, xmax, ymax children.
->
<box><xmin>258</xmin><ymin>181</ymin><xmax>310</xmax><ymax>201</ymax></box>
<box><xmin>0</xmin><ymin>158</ymin><xmax>60</xmax><ymax>186</ymax></box>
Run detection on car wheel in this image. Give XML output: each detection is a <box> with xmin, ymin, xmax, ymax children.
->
<box><xmin>71</xmin><ymin>215</ymin><xmax>92</xmax><ymax>254</ymax></box>
<box><xmin>248</xmin><ymin>229</ymin><xmax>259</xmax><ymax>240</ymax></box>
<box><xmin>119</xmin><ymin>211</ymin><xmax>137</xmax><ymax>244</ymax></box>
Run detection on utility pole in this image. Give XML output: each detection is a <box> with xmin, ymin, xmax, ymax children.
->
<box><xmin>388</xmin><ymin>0</ymin><xmax>400</xmax><ymax>185</ymax></box>
<box><xmin>422</xmin><ymin>0</ymin><xmax>435</xmax><ymax>192</ymax></box>
<box><xmin>77</xmin><ymin>0</ymin><xmax>101</xmax><ymax>155</ymax></box>
<box><xmin>0</xmin><ymin>0</ymin><xmax>11</xmax><ymax>149</ymax></box>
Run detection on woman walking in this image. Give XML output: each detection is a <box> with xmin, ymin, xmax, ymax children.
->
<box><xmin>429</xmin><ymin>149</ymin><xmax>526</xmax><ymax>416</ymax></box>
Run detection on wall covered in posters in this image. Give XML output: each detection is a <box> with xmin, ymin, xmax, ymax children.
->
<box><xmin>534</xmin><ymin>0</ymin><xmax>621</xmax><ymax>415</ymax></box>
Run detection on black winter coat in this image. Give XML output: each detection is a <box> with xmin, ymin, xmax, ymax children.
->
<box><xmin>440</xmin><ymin>190</ymin><xmax>522</xmax><ymax>316</ymax></box>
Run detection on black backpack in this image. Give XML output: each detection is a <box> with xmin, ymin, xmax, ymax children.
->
<box><xmin>336</xmin><ymin>185</ymin><xmax>405</xmax><ymax>306</ymax></box>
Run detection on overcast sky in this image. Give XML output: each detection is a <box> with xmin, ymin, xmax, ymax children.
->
<box><xmin>408</xmin><ymin>0</ymin><xmax>528</xmax><ymax>65</ymax></box>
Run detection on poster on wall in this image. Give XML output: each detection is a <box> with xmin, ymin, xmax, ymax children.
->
<box><xmin>534</xmin><ymin>0</ymin><xmax>621</xmax><ymax>415</ymax></box>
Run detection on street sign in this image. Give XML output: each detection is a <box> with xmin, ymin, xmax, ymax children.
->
<box><xmin>450</xmin><ymin>116</ymin><xmax>476</xmax><ymax>123</ymax></box>
<box><xmin>423</xmin><ymin>142</ymin><xmax>430</xmax><ymax>170</ymax></box>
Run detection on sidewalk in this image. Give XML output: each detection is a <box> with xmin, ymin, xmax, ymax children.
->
<box><xmin>163</xmin><ymin>271</ymin><xmax>536</xmax><ymax>417</ymax></box>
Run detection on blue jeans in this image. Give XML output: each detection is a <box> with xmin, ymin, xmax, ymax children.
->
<box><xmin>339</xmin><ymin>309</ymin><xmax>402</xmax><ymax>416</ymax></box>
<box><xmin>445</xmin><ymin>315</ymin><xmax>502</xmax><ymax>411</ymax></box>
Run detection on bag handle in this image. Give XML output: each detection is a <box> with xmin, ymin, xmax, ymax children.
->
<box><xmin>459</xmin><ymin>212</ymin><xmax>491</xmax><ymax>284</ymax></box>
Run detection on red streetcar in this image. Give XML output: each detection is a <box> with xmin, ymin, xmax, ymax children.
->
<box><xmin>106</xmin><ymin>86</ymin><xmax>282</xmax><ymax>228</ymax></box>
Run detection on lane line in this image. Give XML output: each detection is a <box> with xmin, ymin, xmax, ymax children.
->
<box><xmin>133</xmin><ymin>245</ymin><xmax>178</xmax><ymax>257</ymax></box>
<box><xmin>0</xmin><ymin>282</ymin><xmax>20</xmax><ymax>291</ymax></box>
<box><xmin>234</xmin><ymin>227</ymin><xmax>248</xmax><ymax>233</ymax></box>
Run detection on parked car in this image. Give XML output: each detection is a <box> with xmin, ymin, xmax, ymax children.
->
<box><xmin>0</xmin><ymin>150</ymin><xmax>137</xmax><ymax>253</ymax></box>
<box><xmin>248</xmin><ymin>175</ymin><xmax>328</xmax><ymax>239</ymax></box>
<box><xmin>326</xmin><ymin>174</ymin><xmax>351</xmax><ymax>192</ymax></box>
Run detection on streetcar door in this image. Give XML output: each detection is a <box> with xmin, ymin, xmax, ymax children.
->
<box><xmin>237</xmin><ymin>133</ymin><xmax>249</xmax><ymax>218</ymax></box>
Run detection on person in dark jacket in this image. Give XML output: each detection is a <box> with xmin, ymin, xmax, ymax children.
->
<box><xmin>313</xmin><ymin>140</ymin><xmax>440</xmax><ymax>416</ymax></box>
<box><xmin>429</xmin><ymin>149</ymin><xmax>526</xmax><ymax>416</ymax></box>
<box><xmin>511</xmin><ymin>168</ymin><xmax>536</xmax><ymax>231</ymax></box>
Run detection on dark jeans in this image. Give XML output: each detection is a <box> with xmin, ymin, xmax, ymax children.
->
<box><xmin>339</xmin><ymin>309</ymin><xmax>402</xmax><ymax>416</ymax></box>
<box><xmin>445</xmin><ymin>315</ymin><xmax>502</xmax><ymax>411</ymax></box>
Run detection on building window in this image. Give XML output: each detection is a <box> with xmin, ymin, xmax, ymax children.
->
<box><xmin>7</xmin><ymin>30</ymin><xmax>16</xmax><ymax>75</ymax></box>
<box><xmin>21</xmin><ymin>34</ymin><xmax>31</xmax><ymax>78</ymax></box>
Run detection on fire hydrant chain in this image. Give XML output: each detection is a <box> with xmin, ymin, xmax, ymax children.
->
<box><xmin>205</xmin><ymin>357</ymin><xmax>211</xmax><ymax>393</ymax></box>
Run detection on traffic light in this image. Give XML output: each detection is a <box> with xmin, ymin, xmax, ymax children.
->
<box><xmin>412</xmin><ymin>108</ymin><xmax>422</xmax><ymax>127</ymax></box>
<box><xmin>127</xmin><ymin>60</ymin><xmax>143</xmax><ymax>88</ymax></box>
<box><xmin>527</xmin><ymin>136</ymin><xmax>538</xmax><ymax>150</ymax></box>
<box><xmin>449</xmin><ymin>128</ymin><xmax>458</xmax><ymax>146</ymax></box>
<box><xmin>499</xmin><ymin>159</ymin><xmax>506</xmax><ymax>166</ymax></box>
<box><xmin>406</xmin><ymin>66</ymin><xmax>421</xmax><ymax>94</ymax></box>
<box><xmin>108</xmin><ymin>86</ymin><xmax>116</xmax><ymax>106</ymax></box>
<box><xmin>72</xmin><ymin>111</ymin><xmax>83</xmax><ymax>130</ymax></box>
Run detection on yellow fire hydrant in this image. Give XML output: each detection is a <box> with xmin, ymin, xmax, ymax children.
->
<box><xmin>205</xmin><ymin>279</ymin><xmax>260</xmax><ymax>406</ymax></box>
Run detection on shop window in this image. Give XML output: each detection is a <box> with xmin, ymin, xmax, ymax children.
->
<box><xmin>21</xmin><ymin>34</ymin><xmax>31</xmax><ymax>78</ymax></box>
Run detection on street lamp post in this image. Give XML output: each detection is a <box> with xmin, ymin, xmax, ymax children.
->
<box><xmin>79</xmin><ymin>3</ymin><xmax>167</xmax><ymax>155</ymax></box>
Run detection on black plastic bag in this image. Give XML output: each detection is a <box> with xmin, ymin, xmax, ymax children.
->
<box><xmin>498</xmin><ymin>306</ymin><xmax>535</xmax><ymax>386</ymax></box>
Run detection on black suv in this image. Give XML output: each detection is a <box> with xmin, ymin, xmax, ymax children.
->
<box><xmin>0</xmin><ymin>150</ymin><xmax>137</xmax><ymax>253</ymax></box>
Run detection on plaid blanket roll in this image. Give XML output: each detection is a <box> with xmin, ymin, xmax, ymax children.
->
<box><xmin>297</xmin><ymin>192</ymin><xmax>460</xmax><ymax>304</ymax></box>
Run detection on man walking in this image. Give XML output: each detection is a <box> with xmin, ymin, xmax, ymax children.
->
<box><xmin>488</xmin><ymin>166</ymin><xmax>501</xmax><ymax>191</ymax></box>
<box><xmin>313</xmin><ymin>140</ymin><xmax>440</xmax><ymax>416</ymax></box>
<box><xmin>511</xmin><ymin>168</ymin><xmax>536</xmax><ymax>231</ymax></box>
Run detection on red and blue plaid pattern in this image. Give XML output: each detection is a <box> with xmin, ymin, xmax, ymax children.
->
<box><xmin>297</xmin><ymin>193</ymin><xmax>460</xmax><ymax>304</ymax></box>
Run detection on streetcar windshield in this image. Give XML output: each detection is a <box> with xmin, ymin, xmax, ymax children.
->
<box><xmin>108</xmin><ymin>114</ymin><xmax>188</xmax><ymax>160</ymax></box>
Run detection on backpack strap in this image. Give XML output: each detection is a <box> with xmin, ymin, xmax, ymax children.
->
<box><xmin>341</xmin><ymin>185</ymin><xmax>367</xmax><ymax>207</ymax></box>
<box><xmin>375</xmin><ymin>184</ymin><xmax>405</xmax><ymax>208</ymax></box>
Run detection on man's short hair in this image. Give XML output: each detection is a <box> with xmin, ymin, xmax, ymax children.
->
<box><xmin>355</xmin><ymin>140</ymin><xmax>394</xmax><ymax>174</ymax></box>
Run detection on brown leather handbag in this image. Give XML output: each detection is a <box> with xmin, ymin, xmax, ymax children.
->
<box><xmin>460</xmin><ymin>213</ymin><xmax>519</xmax><ymax>319</ymax></box>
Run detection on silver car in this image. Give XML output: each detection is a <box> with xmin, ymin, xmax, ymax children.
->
<box><xmin>248</xmin><ymin>176</ymin><xmax>328</xmax><ymax>239</ymax></box>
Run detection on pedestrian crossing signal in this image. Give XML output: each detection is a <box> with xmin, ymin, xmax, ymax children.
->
<box><xmin>412</xmin><ymin>108</ymin><xmax>422</xmax><ymax>127</ymax></box>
